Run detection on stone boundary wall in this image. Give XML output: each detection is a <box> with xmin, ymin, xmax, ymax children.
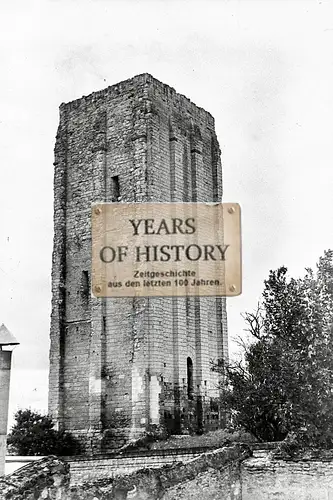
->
<box><xmin>0</xmin><ymin>445</ymin><xmax>250</xmax><ymax>500</ymax></box>
<box><xmin>66</xmin><ymin>447</ymin><xmax>210</xmax><ymax>484</ymax></box>
<box><xmin>242</xmin><ymin>450</ymin><xmax>333</xmax><ymax>500</ymax></box>
<box><xmin>0</xmin><ymin>456</ymin><xmax>69</xmax><ymax>499</ymax></box>
<box><xmin>5</xmin><ymin>455</ymin><xmax>46</xmax><ymax>475</ymax></box>
<box><xmin>3</xmin><ymin>444</ymin><xmax>333</xmax><ymax>499</ymax></box>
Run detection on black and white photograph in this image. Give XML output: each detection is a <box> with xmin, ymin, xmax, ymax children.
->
<box><xmin>1</xmin><ymin>0</ymin><xmax>333</xmax><ymax>498</ymax></box>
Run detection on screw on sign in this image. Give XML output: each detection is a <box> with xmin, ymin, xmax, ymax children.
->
<box><xmin>92</xmin><ymin>202</ymin><xmax>242</xmax><ymax>298</ymax></box>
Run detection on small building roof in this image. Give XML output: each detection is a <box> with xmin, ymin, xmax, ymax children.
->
<box><xmin>0</xmin><ymin>324</ymin><xmax>19</xmax><ymax>346</ymax></box>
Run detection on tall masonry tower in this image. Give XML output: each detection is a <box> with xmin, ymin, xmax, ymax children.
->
<box><xmin>49</xmin><ymin>74</ymin><xmax>228</xmax><ymax>453</ymax></box>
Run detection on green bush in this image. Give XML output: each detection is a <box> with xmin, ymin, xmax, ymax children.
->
<box><xmin>217</xmin><ymin>250</ymin><xmax>333</xmax><ymax>449</ymax></box>
<box><xmin>7</xmin><ymin>409</ymin><xmax>81</xmax><ymax>456</ymax></box>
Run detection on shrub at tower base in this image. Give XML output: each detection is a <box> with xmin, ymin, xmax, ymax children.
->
<box><xmin>7</xmin><ymin>409</ymin><xmax>81</xmax><ymax>456</ymax></box>
<box><xmin>215</xmin><ymin>250</ymin><xmax>333</xmax><ymax>452</ymax></box>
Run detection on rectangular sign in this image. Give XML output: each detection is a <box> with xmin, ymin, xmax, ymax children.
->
<box><xmin>91</xmin><ymin>203</ymin><xmax>241</xmax><ymax>297</ymax></box>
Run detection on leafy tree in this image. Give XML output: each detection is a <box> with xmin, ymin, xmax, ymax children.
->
<box><xmin>216</xmin><ymin>250</ymin><xmax>333</xmax><ymax>448</ymax></box>
<box><xmin>7</xmin><ymin>409</ymin><xmax>81</xmax><ymax>456</ymax></box>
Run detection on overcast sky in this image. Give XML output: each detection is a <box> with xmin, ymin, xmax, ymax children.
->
<box><xmin>1</xmin><ymin>0</ymin><xmax>333</xmax><ymax>422</ymax></box>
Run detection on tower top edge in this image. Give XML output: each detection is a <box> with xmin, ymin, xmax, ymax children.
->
<box><xmin>59</xmin><ymin>73</ymin><xmax>215</xmax><ymax>124</ymax></box>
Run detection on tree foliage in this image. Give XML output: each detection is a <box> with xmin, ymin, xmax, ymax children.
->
<box><xmin>217</xmin><ymin>250</ymin><xmax>333</xmax><ymax>448</ymax></box>
<box><xmin>7</xmin><ymin>409</ymin><xmax>81</xmax><ymax>456</ymax></box>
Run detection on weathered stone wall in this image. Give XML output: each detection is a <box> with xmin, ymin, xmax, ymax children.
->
<box><xmin>49</xmin><ymin>73</ymin><xmax>228</xmax><ymax>453</ymax></box>
<box><xmin>66</xmin><ymin>447</ymin><xmax>210</xmax><ymax>485</ymax></box>
<box><xmin>143</xmin><ymin>77</ymin><xmax>228</xmax><ymax>434</ymax></box>
<box><xmin>0</xmin><ymin>456</ymin><xmax>70</xmax><ymax>499</ymax></box>
<box><xmin>0</xmin><ymin>445</ymin><xmax>248</xmax><ymax>500</ymax></box>
<box><xmin>242</xmin><ymin>450</ymin><xmax>333</xmax><ymax>500</ymax></box>
<box><xmin>2</xmin><ymin>446</ymin><xmax>333</xmax><ymax>499</ymax></box>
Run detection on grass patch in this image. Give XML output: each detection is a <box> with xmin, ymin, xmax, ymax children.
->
<box><xmin>145</xmin><ymin>429</ymin><xmax>256</xmax><ymax>451</ymax></box>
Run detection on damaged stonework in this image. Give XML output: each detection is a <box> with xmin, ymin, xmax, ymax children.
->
<box><xmin>0</xmin><ymin>457</ymin><xmax>70</xmax><ymax>500</ymax></box>
<box><xmin>3</xmin><ymin>447</ymin><xmax>333</xmax><ymax>500</ymax></box>
<box><xmin>0</xmin><ymin>445</ymin><xmax>250</xmax><ymax>499</ymax></box>
<box><xmin>49</xmin><ymin>74</ymin><xmax>228</xmax><ymax>452</ymax></box>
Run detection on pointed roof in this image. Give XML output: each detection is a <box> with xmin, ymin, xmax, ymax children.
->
<box><xmin>0</xmin><ymin>324</ymin><xmax>19</xmax><ymax>346</ymax></box>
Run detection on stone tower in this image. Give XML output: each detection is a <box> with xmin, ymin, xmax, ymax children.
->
<box><xmin>49</xmin><ymin>74</ymin><xmax>228</xmax><ymax>453</ymax></box>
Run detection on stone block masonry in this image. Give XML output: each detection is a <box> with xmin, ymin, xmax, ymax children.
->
<box><xmin>242</xmin><ymin>450</ymin><xmax>333</xmax><ymax>500</ymax></box>
<box><xmin>49</xmin><ymin>73</ymin><xmax>228</xmax><ymax>453</ymax></box>
<box><xmin>0</xmin><ymin>445</ymin><xmax>250</xmax><ymax>499</ymax></box>
<box><xmin>66</xmin><ymin>447</ymin><xmax>209</xmax><ymax>485</ymax></box>
<box><xmin>1</xmin><ymin>446</ymin><xmax>333</xmax><ymax>499</ymax></box>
